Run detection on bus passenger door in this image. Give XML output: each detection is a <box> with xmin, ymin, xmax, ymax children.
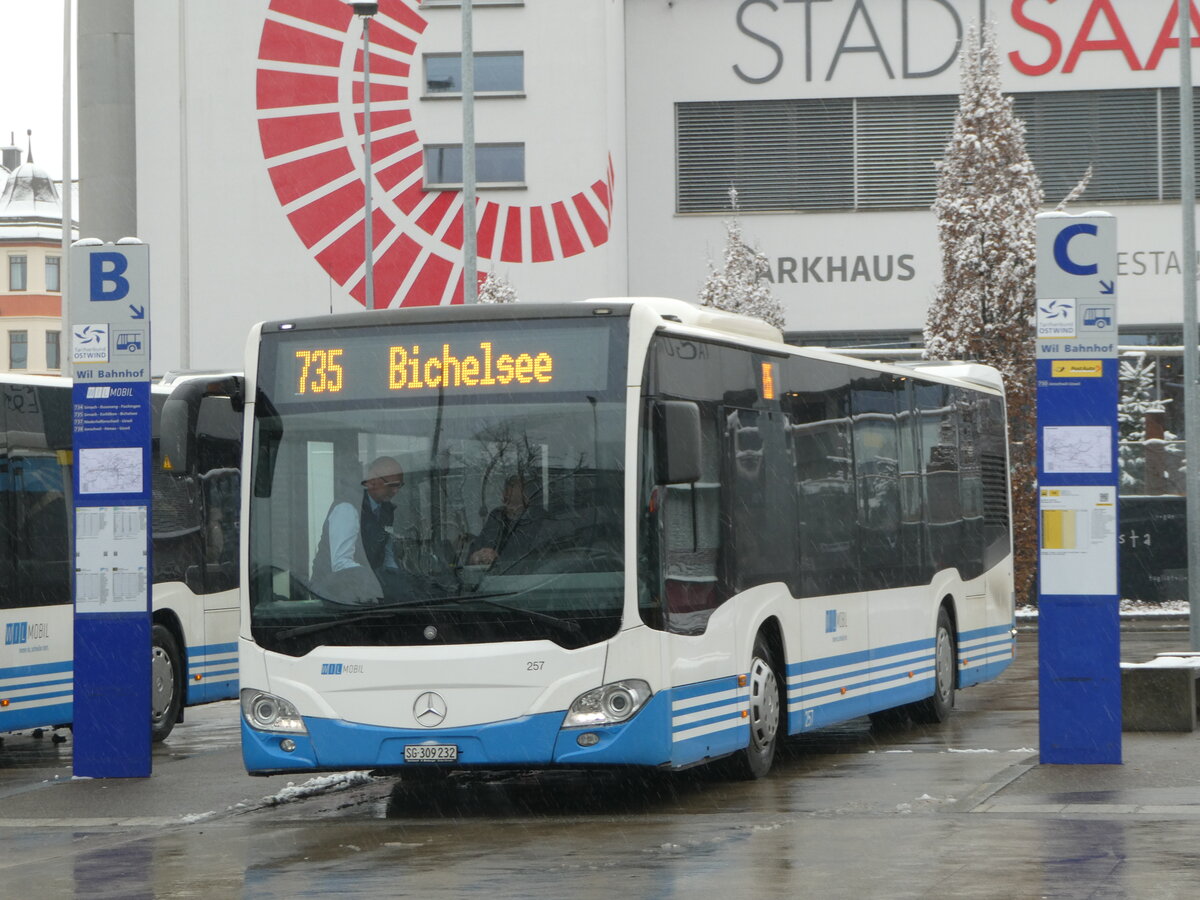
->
<box><xmin>195</xmin><ymin>393</ymin><xmax>242</xmax><ymax>700</ymax></box>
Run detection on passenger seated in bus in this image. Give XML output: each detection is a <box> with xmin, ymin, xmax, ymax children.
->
<box><xmin>310</xmin><ymin>456</ymin><xmax>426</xmax><ymax>603</ymax></box>
<box><xmin>468</xmin><ymin>475</ymin><xmax>548</xmax><ymax>569</ymax></box>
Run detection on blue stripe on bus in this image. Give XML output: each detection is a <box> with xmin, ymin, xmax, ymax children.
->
<box><xmin>797</xmin><ymin>650</ymin><xmax>935</xmax><ymax>690</ymax></box>
<box><xmin>189</xmin><ymin>657</ymin><xmax>238</xmax><ymax>670</ymax></box>
<box><xmin>667</xmin><ymin>676</ymin><xmax>749</xmax><ymax>767</ymax></box>
<box><xmin>959</xmin><ymin>623</ymin><xmax>1013</xmax><ymax>642</ymax></box>
<box><xmin>0</xmin><ymin>676</ymin><xmax>73</xmax><ymax>694</ymax></box>
<box><xmin>789</xmin><ymin>624</ymin><xmax>1013</xmax><ymax>682</ymax></box>
<box><xmin>671</xmin><ymin>695</ymin><xmax>736</xmax><ymax>719</ymax></box>
<box><xmin>6</xmin><ymin>686</ymin><xmax>74</xmax><ymax>705</ymax></box>
<box><xmin>798</xmin><ymin>662</ymin><xmax>938</xmax><ymax>703</ymax></box>
<box><xmin>788</xmin><ymin>635</ymin><xmax>935</xmax><ymax>679</ymax></box>
<box><xmin>0</xmin><ymin>702</ymin><xmax>73</xmax><ymax>733</ymax></box>
<box><xmin>672</xmin><ymin>675</ymin><xmax>740</xmax><ymax>701</ymax></box>
<box><xmin>183</xmin><ymin>642</ymin><xmax>239</xmax><ymax>705</ymax></box>
<box><xmin>961</xmin><ymin>658</ymin><xmax>1011</xmax><ymax>687</ymax></box>
<box><xmin>671</xmin><ymin>708</ymin><xmax>743</xmax><ymax>736</ymax></box>
<box><xmin>670</xmin><ymin>722</ymin><xmax>746</xmax><ymax>766</ymax></box>
<box><xmin>783</xmin><ymin>624</ymin><xmax>1015</xmax><ymax>731</ymax></box>
<box><xmin>187</xmin><ymin>643</ymin><xmax>238</xmax><ymax>660</ymax></box>
<box><xmin>0</xmin><ymin>659</ymin><xmax>73</xmax><ymax>681</ymax></box>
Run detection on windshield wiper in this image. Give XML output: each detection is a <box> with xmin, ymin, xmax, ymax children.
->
<box><xmin>418</xmin><ymin>593</ymin><xmax>587</xmax><ymax>641</ymax></box>
<box><xmin>275</xmin><ymin>590</ymin><xmax>584</xmax><ymax>642</ymax></box>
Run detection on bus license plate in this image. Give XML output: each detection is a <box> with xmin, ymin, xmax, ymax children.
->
<box><xmin>404</xmin><ymin>744</ymin><xmax>458</xmax><ymax>763</ymax></box>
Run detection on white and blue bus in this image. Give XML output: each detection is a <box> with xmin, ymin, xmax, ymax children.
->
<box><xmin>240</xmin><ymin>299</ymin><xmax>1014</xmax><ymax>778</ymax></box>
<box><xmin>0</xmin><ymin>372</ymin><xmax>243</xmax><ymax>742</ymax></box>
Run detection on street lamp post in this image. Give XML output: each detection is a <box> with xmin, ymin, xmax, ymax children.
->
<box><xmin>462</xmin><ymin>0</ymin><xmax>477</xmax><ymax>303</ymax></box>
<box><xmin>352</xmin><ymin>3</ymin><xmax>378</xmax><ymax>309</ymax></box>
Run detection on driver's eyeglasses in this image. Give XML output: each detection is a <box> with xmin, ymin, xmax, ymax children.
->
<box><xmin>364</xmin><ymin>476</ymin><xmax>404</xmax><ymax>488</ymax></box>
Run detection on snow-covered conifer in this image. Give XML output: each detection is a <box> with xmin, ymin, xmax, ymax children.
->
<box><xmin>699</xmin><ymin>187</ymin><xmax>785</xmax><ymax>331</ymax></box>
<box><xmin>477</xmin><ymin>269</ymin><xmax>518</xmax><ymax>304</ymax></box>
<box><xmin>1118</xmin><ymin>352</ymin><xmax>1182</xmax><ymax>492</ymax></box>
<box><xmin>925</xmin><ymin>23</ymin><xmax>1042</xmax><ymax>604</ymax></box>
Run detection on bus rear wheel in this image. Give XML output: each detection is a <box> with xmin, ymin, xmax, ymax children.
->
<box><xmin>908</xmin><ymin>607</ymin><xmax>956</xmax><ymax>724</ymax></box>
<box><xmin>725</xmin><ymin>634</ymin><xmax>782</xmax><ymax>780</ymax></box>
<box><xmin>151</xmin><ymin>624</ymin><xmax>185</xmax><ymax>742</ymax></box>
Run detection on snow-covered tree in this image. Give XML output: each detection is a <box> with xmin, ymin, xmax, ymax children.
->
<box><xmin>477</xmin><ymin>269</ymin><xmax>518</xmax><ymax>304</ymax></box>
<box><xmin>699</xmin><ymin>187</ymin><xmax>785</xmax><ymax>331</ymax></box>
<box><xmin>1118</xmin><ymin>352</ymin><xmax>1182</xmax><ymax>492</ymax></box>
<box><xmin>925</xmin><ymin>23</ymin><xmax>1043</xmax><ymax>604</ymax></box>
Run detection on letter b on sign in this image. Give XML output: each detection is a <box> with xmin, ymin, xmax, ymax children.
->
<box><xmin>90</xmin><ymin>252</ymin><xmax>130</xmax><ymax>301</ymax></box>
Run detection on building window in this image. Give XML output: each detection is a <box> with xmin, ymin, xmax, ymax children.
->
<box><xmin>9</xmin><ymin>255</ymin><xmax>27</xmax><ymax>291</ymax></box>
<box><xmin>45</xmin><ymin>256</ymin><xmax>61</xmax><ymax>292</ymax></box>
<box><xmin>424</xmin><ymin>143</ymin><xmax>525</xmax><ymax>188</ymax></box>
<box><xmin>46</xmin><ymin>331</ymin><xmax>60</xmax><ymax>369</ymax></box>
<box><xmin>676</xmin><ymin>87</ymin><xmax>1200</xmax><ymax>214</ymax></box>
<box><xmin>9</xmin><ymin>331</ymin><xmax>27</xmax><ymax>369</ymax></box>
<box><xmin>424</xmin><ymin>52</ymin><xmax>524</xmax><ymax>96</ymax></box>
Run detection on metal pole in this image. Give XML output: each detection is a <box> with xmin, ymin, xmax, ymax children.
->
<box><xmin>178</xmin><ymin>3</ymin><xmax>190</xmax><ymax>368</ymax></box>
<box><xmin>362</xmin><ymin>14</ymin><xmax>375</xmax><ymax>309</ymax></box>
<box><xmin>462</xmin><ymin>0</ymin><xmax>477</xmax><ymax>303</ymax></box>
<box><xmin>61</xmin><ymin>0</ymin><xmax>72</xmax><ymax>359</ymax></box>
<box><xmin>1180</xmin><ymin>0</ymin><xmax>1200</xmax><ymax>650</ymax></box>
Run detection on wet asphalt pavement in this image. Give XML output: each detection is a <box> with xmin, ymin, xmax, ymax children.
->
<box><xmin>2</xmin><ymin>623</ymin><xmax>1199</xmax><ymax>898</ymax></box>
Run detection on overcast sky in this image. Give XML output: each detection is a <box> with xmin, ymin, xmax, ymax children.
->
<box><xmin>0</xmin><ymin>1</ymin><xmax>73</xmax><ymax>179</ymax></box>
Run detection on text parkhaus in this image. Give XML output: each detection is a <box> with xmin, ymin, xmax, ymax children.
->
<box><xmin>767</xmin><ymin>254</ymin><xmax>916</xmax><ymax>284</ymax></box>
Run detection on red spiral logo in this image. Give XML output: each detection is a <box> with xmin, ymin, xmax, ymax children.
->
<box><xmin>256</xmin><ymin>0</ymin><xmax>614</xmax><ymax>308</ymax></box>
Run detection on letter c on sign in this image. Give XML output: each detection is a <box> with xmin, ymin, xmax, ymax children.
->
<box><xmin>1053</xmin><ymin>223</ymin><xmax>1099</xmax><ymax>276</ymax></box>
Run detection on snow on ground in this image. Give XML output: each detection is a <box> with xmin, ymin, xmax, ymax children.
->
<box><xmin>1016</xmin><ymin>599</ymin><xmax>1190</xmax><ymax>618</ymax></box>
<box><xmin>180</xmin><ymin>771</ymin><xmax>376</xmax><ymax>824</ymax></box>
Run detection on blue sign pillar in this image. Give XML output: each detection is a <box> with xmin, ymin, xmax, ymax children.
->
<box><xmin>1034</xmin><ymin>213</ymin><xmax>1121</xmax><ymax>765</ymax></box>
<box><xmin>68</xmin><ymin>240</ymin><xmax>153</xmax><ymax>778</ymax></box>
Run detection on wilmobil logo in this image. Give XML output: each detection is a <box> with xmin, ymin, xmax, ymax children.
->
<box><xmin>5</xmin><ymin>622</ymin><xmax>28</xmax><ymax>645</ymax></box>
<box><xmin>320</xmin><ymin>663</ymin><xmax>343</xmax><ymax>675</ymax></box>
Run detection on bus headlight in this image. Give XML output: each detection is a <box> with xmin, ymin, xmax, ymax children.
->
<box><xmin>564</xmin><ymin>680</ymin><xmax>652</xmax><ymax>727</ymax></box>
<box><xmin>240</xmin><ymin>688</ymin><xmax>308</xmax><ymax>734</ymax></box>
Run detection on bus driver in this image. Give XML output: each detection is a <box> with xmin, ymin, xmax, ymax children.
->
<box><xmin>311</xmin><ymin>456</ymin><xmax>423</xmax><ymax>603</ymax></box>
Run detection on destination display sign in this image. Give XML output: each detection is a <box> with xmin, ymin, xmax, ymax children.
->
<box><xmin>268</xmin><ymin>321</ymin><xmax>618</xmax><ymax>403</ymax></box>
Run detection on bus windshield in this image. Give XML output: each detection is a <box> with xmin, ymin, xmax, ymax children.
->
<box><xmin>249</xmin><ymin>316</ymin><xmax>629</xmax><ymax>656</ymax></box>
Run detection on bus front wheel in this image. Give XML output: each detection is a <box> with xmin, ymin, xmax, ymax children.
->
<box><xmin>725</xmin><ymin>634</ymin><xmax>782</xmax><ymax>780</ymax></box>
<box><xmin>151</xmin><ymin>624</ymin><xmax>185</xmax><ymax>742</ymax></box>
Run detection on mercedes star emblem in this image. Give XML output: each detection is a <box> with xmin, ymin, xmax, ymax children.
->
<box><xmin>413</xmin><ymin>691</ymin><xmax>447</xmax><ymax>727</ymax></box>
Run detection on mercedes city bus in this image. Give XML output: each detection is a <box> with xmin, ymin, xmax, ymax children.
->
<box><xmin>240</xmin><ymin>299</ymin><xmax>1014</xmax><ymax>778</ymax></box>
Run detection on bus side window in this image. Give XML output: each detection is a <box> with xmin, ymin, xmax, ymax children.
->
<box><xmin>918</xmin><ymin>382</ymin><xmax>961</xmax><ymax>576</ymax></box>
<box><xmin>980</xmin><ymin>394</ymin><xmax>1012</xmax><ymax>571</ymax></box>
<box><xmin>6</xmin><ymin>384</ymin><xmax>72</xmax><ymax>608</ymax></box>
<box><xmin>783</xmin><ymin>357</ymin><xmax>858</xmax><ymax>598</ymax></box>
<box><xmin>851</xmin><ymin>374</ymin><xmax>902</xmax><ymax>592</ymax></box>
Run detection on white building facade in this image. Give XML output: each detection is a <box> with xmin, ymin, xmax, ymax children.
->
<box><xmin>111</xmin><ymin>0</ymin><xmax>1197</xmax><ymax>373</ymax></box>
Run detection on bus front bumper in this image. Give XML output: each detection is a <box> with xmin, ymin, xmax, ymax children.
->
<box><xmin>241</xmin><ymin>693</ymin><xmax>673</xmax><ymax>775</ymax></box>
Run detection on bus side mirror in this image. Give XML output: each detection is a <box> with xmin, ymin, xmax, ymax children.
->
<box><xmin>160</xmin><ymin>375</ymin><xmax>244</xmax><ymax>472</ymax></box>
<box><xmin>655</xmin><ymin>400</ymin><xmax>701</xmax><ymax>484</ymax></box>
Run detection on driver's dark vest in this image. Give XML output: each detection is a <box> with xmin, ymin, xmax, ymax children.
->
<box><xmin>310</xmin><ymin>494</ymin><xmax>391</xmax><ymax>583</ymax></box>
